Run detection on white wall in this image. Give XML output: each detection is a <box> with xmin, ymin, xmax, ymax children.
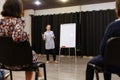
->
<box><xmin>0</xmin><ymin>0</ymin><xmax>5</xmax><ymax>18</ymax></box>
<box><xmin>81</xmin><ymin>2</ymin><xmax>115</xmax><ymax>11</ymax></box>
<box><xmin>24</xmin><ymin>9</ymin><xmax>34</xmax><ymax>44</ymax></box>
<box><xmin>35</xmin><ymin>2</ymin><xmax>115</xmax><ymax>15</ymax></box>
<box><xmin>35</xmin><ymin>6</ymin><xmax>81</xmax><ymax>15</ymax></box>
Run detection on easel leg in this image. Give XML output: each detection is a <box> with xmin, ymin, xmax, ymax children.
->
<box><xmin>75</xmin><ymin>48</ymin><xmax>77</xmax><ymax>57</ymax></box>
<box><xmin>75</xmin><ymin>48</ymin><xmax>77</xmax><ymax>64</ymax></box>
<box><xmin>59</xmin><ymin>48</ymin><xmax>61</xmax><ymax>63</ymax></box>
<box><xmin>69</xmin><ymin>48</ymin><xmax>70</xmax><ymax>56</ymax></box>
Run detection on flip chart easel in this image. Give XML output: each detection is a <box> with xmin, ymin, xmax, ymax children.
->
<box><xmin>59</xmin><ymin>23</ymin><xmax>76</xmax><ymax>61</ymax></box>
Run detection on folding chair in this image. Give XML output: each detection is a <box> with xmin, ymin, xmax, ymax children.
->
<box><xmin>0</xmin><ymin>36</ymin><xmax>47</xmax><ymax>80</ymax></box>
<box><xmin>89</xmin><ymin>37</ymin><xmax>120</xmax><ymax>80</ymax></box>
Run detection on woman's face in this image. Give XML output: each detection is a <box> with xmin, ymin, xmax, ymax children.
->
<box><xmin>46</xmin><ymin>25</ymin><xmax>51</xmax><ymax>31</ymax></box>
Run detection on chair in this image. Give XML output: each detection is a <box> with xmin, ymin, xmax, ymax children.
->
<box><xmin>0</xmin><ymin>36</ymin><xmax>47</xmax><ymax>80</ymax></box>
<box><xmin>89</xmin><ymin>37</ymin><xmax>120</xmax><ymax>80</ymax></box>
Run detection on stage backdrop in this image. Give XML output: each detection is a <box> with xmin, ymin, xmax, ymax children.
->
<box><xmin>31</xmin><ymin>9</ymin><xmax>116</xmax><ymax>56</ymax></box>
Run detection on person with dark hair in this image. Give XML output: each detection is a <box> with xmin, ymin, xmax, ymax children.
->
<box><xmin>86</xmin><ymin>0</ymin><xmax>120</xmax><ymax>80</ymax></box>
<box><xmin>0</xmin><ymin>0</ymin><xmax>43</xmax><ymax>80</ymax></box>
<box><xmin>42</xmin><ymin>25</ymin><xmax>57</xmax><ymax>64</ymax></box>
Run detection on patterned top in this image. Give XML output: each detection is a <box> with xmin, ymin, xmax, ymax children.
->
<box><xmin>0</xmin><ymin>17</ymin><xmax>30</xmax><ymax>70</ymax></box>
<box><xmin>0</xmin><ymin>17</ymin><xmax>29</xmax><ymax>42</ymax></box>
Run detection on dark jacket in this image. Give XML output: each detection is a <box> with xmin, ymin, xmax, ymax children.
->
<box><xmin>100</xmin><ymin>19</ymin><xmax>120</xmax><ymax>56</ymax></box>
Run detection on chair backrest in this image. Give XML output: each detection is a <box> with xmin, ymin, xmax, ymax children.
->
<box><xmin>0</xmin><ymin>36</ymin><xmax>33</xmax><ymax>66</ymax></box>
<box><xmin>104</xmin><ymin>37</ymin><xmax>120</xmax><ymax>68</ymax></box>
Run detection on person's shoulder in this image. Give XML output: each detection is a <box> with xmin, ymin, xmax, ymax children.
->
<box><xmin>109</xmin><ymin>20</ymin><xmax>120</xmax><ymax>27</ymax></box>
<box><xmin>44</xmin><ymin>31</ymin><xmax>47</xmax><ymax>34</ymax></box>
<box><xmin>50</xmin><ymin>31</ymin><xmax>54</xmax><ymax>33</ymax></box>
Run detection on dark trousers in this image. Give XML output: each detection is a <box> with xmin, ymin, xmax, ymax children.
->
<box><xmin>46</xmin><ymin>49</ymin><xmax>56</xmax><ymax>61</ymax></box>
<box><xmin>86</xmin><ymin>55</ymin><xmax>111</xmax><ymax>80</ymax></box>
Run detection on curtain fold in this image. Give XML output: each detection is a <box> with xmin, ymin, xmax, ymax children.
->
<box><xmin>31</xmin><ymin>9</ymin><xmax>116</xmax><ymax>56</ymax></box>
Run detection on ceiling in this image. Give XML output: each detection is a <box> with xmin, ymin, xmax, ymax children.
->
<box><xmin>22</xmin><ymin>0</ymin><xmax>115</xmax><ymax>10</ymax></box>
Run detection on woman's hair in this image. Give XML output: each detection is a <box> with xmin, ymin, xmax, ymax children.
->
<box><xmin>1</xmin><ymin>0</ymin><xmax>23</xmax><ymax>18</ymax></box>
<box><xmin>116</xmin><ymin>0</ymin><xmax>120</xmax><ymax>17</ymax></box>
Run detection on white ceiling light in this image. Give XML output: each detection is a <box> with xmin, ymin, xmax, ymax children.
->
<box><xmin>59</xmin><ymin>0</ymin><xmax>69</xmax><ymax>3</ymax></box>
<box><xmin>35</xmin><ymin>0</ymin><xmax>41</xmax><ymax>6</ymax></box>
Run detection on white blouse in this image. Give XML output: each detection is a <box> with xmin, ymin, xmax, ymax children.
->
<box><xmin>44</xmin><ymin>31</ymin><xmax>55</xmax><ymax>50</ymax></box>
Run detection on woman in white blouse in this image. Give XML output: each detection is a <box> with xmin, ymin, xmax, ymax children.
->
<box><xmin>42</xmin><ymin>25</ymin><xmax>57</xmax><ymax>64</ymax></box>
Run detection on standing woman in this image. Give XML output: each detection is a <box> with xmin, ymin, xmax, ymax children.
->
<box><xmin>42</xmin><ymin>25</ymin><xmax>57</xmax><ymax>64</ymax></box>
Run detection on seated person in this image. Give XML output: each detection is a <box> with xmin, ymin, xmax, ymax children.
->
<box><xmin>86</xmin><ymin>0</ymin><xmax>120</xmax><ymax>80</ymax></box>
<box><xmin>0</xmin><ymin>0</ymin><xmax>43</xmax><ymax>80</ymax></box>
